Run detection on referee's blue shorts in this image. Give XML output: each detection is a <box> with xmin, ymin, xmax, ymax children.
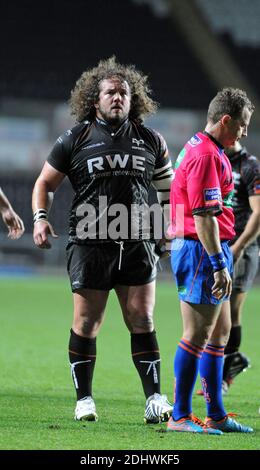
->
<box><xmin>171</xmin><ymin>239</ymin><xmax>233</xmax><ymax>305</ymax></box>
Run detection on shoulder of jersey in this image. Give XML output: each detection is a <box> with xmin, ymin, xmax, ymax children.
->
<box><xmin>240</xmin><ymin>148</ymin><xmax>259</xmax><ymax>165</ymax></box>
<box><xmin>143</xmin><ymin>125</ymin><xmax>167</xmax><ymax>145</ymax></box>
<box><xmin>56</xmin><ymin>120</ymin><xmax>90</xmax><ymax>144</ymax></box>
<box><xmin>187</xmin><ymin>133</ymin><xmax>204</xmax><ymax>148</ymax></box>
<box><xmin>248</xmin><ymin>154</ymin><xmax>259</xmax><ymax>163</ymax></box>
<box><xmin>141</xmin><ymin>124</ymin><xmax>157</xmax><ymax>137</ymax></box>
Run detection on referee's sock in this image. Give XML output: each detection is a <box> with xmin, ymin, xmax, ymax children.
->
<box><xmin>199</xmin><ymin>344</ymin><xmax>226</xmax><ymax>421</ymax></box>
<box><xmin>173</xmin><ymin>338</ymin><xmax>203</xmax><ymax>421</ymax></box>
<box><xmin>224</xmin><ymin>325</ymin><xmax>241</xmax><ymax>354</ymax></box>
<box><xmin>69</xmin><ymin>329</ymin><xmax>96</xmax><ymax>400</ymax></box>
<box><xmin>131</xmin><ymin>331</ymin><xmax>161</xmax><ymax>399</ymax></box>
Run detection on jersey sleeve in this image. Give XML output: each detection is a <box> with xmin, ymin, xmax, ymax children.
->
<box><xmin>186</xmin><ymin>153</ymin><xmax>223</xmax><ymax>216</ymax></box>
<box><xmin>242</xmin><ymin>155</ymin><xmax>260</xmax><ymax>197</ymax></box>
<box><xmin>153</xmin><ymin>131</ymin><xmax>171</xmax><ymax>169</ymax></box>
<box><xmin>152</xmin><ymin>132</ymin><xmax>173</xmax><ymax>208</ymax></box>
<box><xmin>47</xmin><ymin>129</ymin><xmax>73</xmax><ymax>174</ymax></box>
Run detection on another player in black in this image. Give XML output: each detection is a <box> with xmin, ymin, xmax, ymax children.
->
<box><xmin>32</xmin><ymin>57</ymin><xmax>173</xmax><ymax>423</ymax></box>
<box><xmin>222</xmin><ymin>141</ymin><xmax>260</xmax><ymax>393</ymax></box>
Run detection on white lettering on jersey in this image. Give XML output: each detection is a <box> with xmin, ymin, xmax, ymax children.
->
<box><xmin>87</xmin><ymin>157</ymin><xmax>105</xmax><ymax>173</ymax></box>
<box><xmin>132</xmin><ymin>155</ymin><xmax>145</xmax><ymax>171</ymax></box>
<box><xmin>106</xmin><ymin>154</ymin><xmax>128</xmax><ymax>168</ymax></box>
<box><xmin>87</xmin><ymin>154</ymin><xmax>145</xmax><ymax>173</ymax></box>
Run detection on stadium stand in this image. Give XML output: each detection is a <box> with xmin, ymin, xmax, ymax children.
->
<box><xmin>0</xmin><ymin>0</ymin><xmax>215</xmax><ymax>108</ymax></box>
<box><xmin>195</xmin><ymin>0</ymin><xmax>260</xmax><ymax>97</ymax></box>
<box><xmin>0</xmin><ymin>0</ymin><xmax>260</xmax><ymax>270</ymax></box>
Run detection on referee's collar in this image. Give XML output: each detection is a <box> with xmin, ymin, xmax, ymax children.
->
<box><xmin>203</xmin><ymin>131</ymin><xmax>224</xmax><ymax>152</ymax></box>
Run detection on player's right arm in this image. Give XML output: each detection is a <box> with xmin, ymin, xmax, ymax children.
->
<box><xmin>32</xmin><ymin>162</ymin><xmax>65</xmax><ymax>249</ymax></box>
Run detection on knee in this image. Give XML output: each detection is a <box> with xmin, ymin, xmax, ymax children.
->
<box><xmin>208</xmin><ymin>317</ymin><xmax>231</xmax><ymax>347</ymax></box>
<box><xmin>73</xmin><ymin>311</ymin><xmax>103</xmax><ymax>337</ymax></box>
<box><xmin>184</xmin><ymin>323</ymin><xmax>213</xmax><ymax>349</ymax></box>
<box><xmin>126</xmin><ymin>307</ymin><xmax>154</xmax><ymax>333</ymax></box>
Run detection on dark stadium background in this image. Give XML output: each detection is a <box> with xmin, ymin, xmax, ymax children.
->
<box><xmin>0</xmin><ymin>0</ymin><xmax>259</xmax><ymax>277</ymax></box>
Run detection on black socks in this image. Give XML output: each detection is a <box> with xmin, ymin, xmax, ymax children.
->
<box><xmin>69</xmin><ymin>329</ymin><xmax>97</xmax><ymax>400</ymax></box>
<box><xmin>131</xmin><ymin>331</ymin><xmax>161</xmax><ymax>398</ymax></box>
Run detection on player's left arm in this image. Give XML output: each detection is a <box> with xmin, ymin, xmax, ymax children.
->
<box><xmin>0</xmin><ymin>187</ymin><xmax>25</xmax><ymax>240</ymax></box>
<box><xmin>231</xmin><ymin>195</ymin><xmax>260</xmax><ymax>261</ymax></box>
<box><xmin>151</xmin><ymin>133</ymin><xmax>174</xmax><ymax>254</ymax></box>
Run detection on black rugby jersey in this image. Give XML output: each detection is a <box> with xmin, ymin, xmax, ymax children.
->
<box><xmin>47</xmin><ymin>118</ymin><xmax>171</xmax><ymax>243</ymax></box>
<box><xmin>228</xmin><ymin>147</ymin><xmax>260</xmax><ymax>237</ymax></box>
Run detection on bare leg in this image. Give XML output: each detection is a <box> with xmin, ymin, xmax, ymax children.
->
<box><xmin>72</xmin><ymin>288</ymin><xmax>109</xmax><ymax>337</ymax></box>
<box><xmin>230</xmin><ymin>291</ymin><xmax>247</xmax><ymax>326</ymax></box>
<box><xmin>181</xmin><ymin>300</ymin><xmax>222</xmax><ymax>348</ymax></box>
<box><xmin>115</xmin><ymin>281</ymin><xmax>155</xmax><ymax>333</ymax></box>
<box><xmin>209</xmin><ymin>300</ymin><xmax>231</xmax><ymax>346</ymax></box>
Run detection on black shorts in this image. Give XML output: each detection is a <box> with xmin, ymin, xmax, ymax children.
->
<box><xmin>232</xmin><ymin>242</ymin><xmax>259</xmax><ymax>292</ymax></box>
<box><xmin>66</xmin><ymin>241</ymin><xmax>159</xmax><ymax>291</ymax></box>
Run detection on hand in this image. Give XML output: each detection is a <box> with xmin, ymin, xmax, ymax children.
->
<box><xmin>1</xmin><ymin>207</ymin><xmax>25</xmax><ymax>240</ymax></box>
<box><xmin>33</xmin><ymin>220</ymin><xmax>58</xmax><ymax>249</ymax></box>
<box><xmin>212</xmin><ymin>267</ymin><xmax>232</xmax><ymax>300</ymax></box>
<box><xmin>155</xmin><ymin>237</ymin><xmax>171</xmax><ymax>259</ymax></box>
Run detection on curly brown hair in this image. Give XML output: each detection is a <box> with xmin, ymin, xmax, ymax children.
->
<box><xmin>207</xmin><ymin>87</ymin><xmax>255</xmax><ymax>123</ymax></box>
<box><xmin>69</xmin><ymin>56</ymin><xmax>158</xmax><ymax>123</ymax></box>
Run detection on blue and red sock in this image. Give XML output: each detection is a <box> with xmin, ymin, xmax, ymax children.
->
<box><xmin>173</xmin><ymin>338</ymin><xmax>203</xmax><ymax>421</ymax></box>
<box><xmin>199</xmin><ymin>343</ymin><xmax>226</xmax><ymax>420</ymax></box>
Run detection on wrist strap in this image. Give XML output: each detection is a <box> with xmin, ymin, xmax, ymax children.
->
<box><xmin>209</xmin><ymin>252</ymin><xmax>227</xmax><ymax>272</ymax></box>
<box><xmin>33</xmin><ymin>209</ymin><xmax>48</xmax><ymax>224</ymax></box>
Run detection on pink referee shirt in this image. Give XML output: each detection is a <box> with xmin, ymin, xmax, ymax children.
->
<box><xmin>169</xmin><ymin>132</ymin><xmax>235</xmax><ymax>240</ymax></box>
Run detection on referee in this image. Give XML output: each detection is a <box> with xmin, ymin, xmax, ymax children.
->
<box><xmin>32</xmin><ymin>57</ymin><xmax>173</xmax><ymax>424</ymax></box>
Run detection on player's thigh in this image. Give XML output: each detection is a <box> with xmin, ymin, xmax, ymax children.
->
<box><xmin>73</xmin><ymin>288</ymin><xmax>109</xmax><ymax>320</ymax></box>
<box><xmin>115</xmin><ymin>281</ymin><xmax>156</xmax><ymax>316</ymax></box>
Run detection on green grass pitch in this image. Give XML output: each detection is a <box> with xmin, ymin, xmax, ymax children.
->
<box><xmin>0</xmin><ymin>278</ymin><xmax>259</xmax><ymax>450</ymax></box>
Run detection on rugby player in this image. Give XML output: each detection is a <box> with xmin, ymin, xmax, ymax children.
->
<box><xmin>32</xmin><ymin>57</ymin><xmax>173</xmax><ymax>424</ymax></box>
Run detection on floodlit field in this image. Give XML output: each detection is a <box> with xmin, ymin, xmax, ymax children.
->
<box><xmin>0</xmin><ymin>278</ymin><xmax>259</xmax><ymax>450</ymax></box>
